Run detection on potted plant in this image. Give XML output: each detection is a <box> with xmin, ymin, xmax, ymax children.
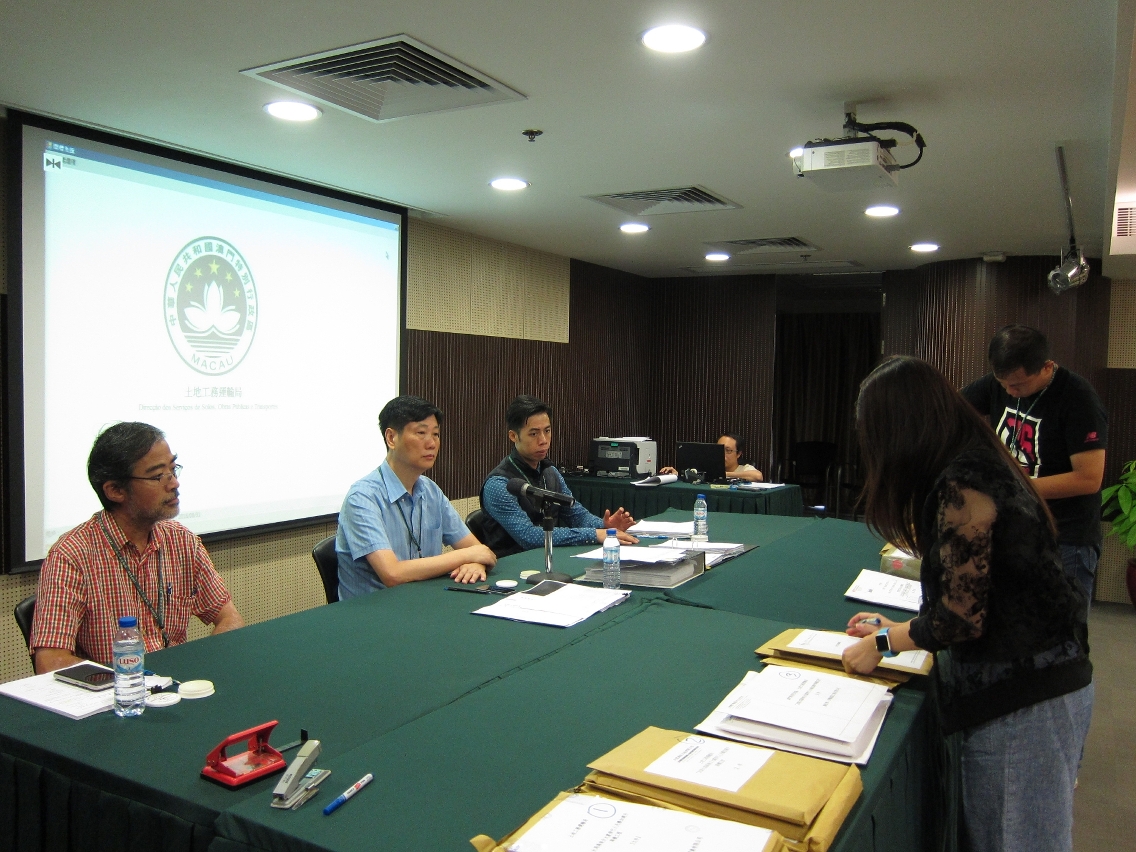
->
<box><xmin>1102</xmin><ymin>460</ymin><xmax>1136</xmax><ymax>607</ymax></box>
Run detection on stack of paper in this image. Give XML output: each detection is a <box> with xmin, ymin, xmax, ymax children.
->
<box><xmin>756</xmin><ymin>628</ymin><xmax>933</xmax><ymax>682</ymax></box>
<box><xmin>579</xmin><ymin>550</ymin><xmax>706</xmax><ymax>589</ymax></box>
<box><xmin>627</xmin><ymin>519</ymin><xmax>693</xmax><ymax>537</ymax></box>
<box><xmin>649</xmin><ymin>539</ymin><xmax>747</xmax><ymax>567</ymax></box>
<box><xmin>573</xmin><ymin>545</ymin><xmax>686</xmax><ymax>565</ymax></box>
<box><xmin>730</xmin><ymin>481</ymin><xmax>784</xmax><ymax>490</ymax></box>
<box><xmin>472</xmin><ymin>792</ymin><xmax>780</xmax><ymax>852</ymax></box>
<box><xmin>696</xmin><ymin>668</ymin><xmax>893</xmax><ymax>765</ymax></box>
<box><xmin>843</xmin><ymin>568</ymin><xmax>922</xmax><ymax>612</ymax></box>
<box><xmin>474</xmin><ymin>580</ymin><xmax>629</xmax><ymax>627</ymax></box>
<box><xmin>579</xmin><ymin>727</ymin><xmax>861</xmax><ymax>852</ymax></box>
<box><xmin>0</xmin><ymin>671</ymin><xmax>115</xmax><ymax>719</ymax></box>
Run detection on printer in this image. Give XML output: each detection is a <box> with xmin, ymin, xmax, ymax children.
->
<box><xmin>589</xmin><ymin>438</ymin><xmax>657</xmax><ymax>478</ymax></box>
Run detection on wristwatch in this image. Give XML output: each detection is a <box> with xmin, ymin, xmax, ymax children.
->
<box><xmin>875</xmin><ymin>627</ymin><xmax>898</xmax><ymax>658</ymax></box>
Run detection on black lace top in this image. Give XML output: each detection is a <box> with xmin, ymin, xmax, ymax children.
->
<box><xmin>908</xmin><ymin>446</ymin><xmax>1092</xmax><ymax>732</ymax></box>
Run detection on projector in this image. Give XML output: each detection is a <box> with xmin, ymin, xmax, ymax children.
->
<box><xmin>793</xmin><ymin>138</ymin><xmax>898</xmax><ymax>191</ymax></box>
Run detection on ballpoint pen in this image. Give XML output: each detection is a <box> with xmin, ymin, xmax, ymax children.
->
<box><xmin>858</xmin><ymin>617</ymin><xmax>882</xmax><ymax>626</ymax></box>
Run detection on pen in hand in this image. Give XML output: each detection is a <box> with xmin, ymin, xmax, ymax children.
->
<box><xmin>323</xmin><ymin>773</ymin><xmax>373</xmax><ymax>815</ymax></box>
<box><xmin>858</xmin><ymin>617</ymin><xmax>882</xmax><ymax>626</ymax></box>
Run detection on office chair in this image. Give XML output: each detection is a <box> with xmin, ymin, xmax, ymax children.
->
<box><xmin>14</xmin><ymin>594</ymin><xmax>37</xmax><ymax>671</ymax></box>
<box><xmin>780</xmin><ymin>441</ymin><xmax>838</xmax><ymax>515</ymax></box>
<box><xmin>465</xmin><ymin>509</ymin><xmax>489</xmax><ymax>545</ymax></box>
<box><xmin>310</xmin><ymin>535</ymin><xmax>340</xmax><ymax>604</ymax></box>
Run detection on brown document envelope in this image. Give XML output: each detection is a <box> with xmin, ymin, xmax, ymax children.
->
<box><xmin>586</xmin><ymin>726</ymin><xmax>860</xmax><ymax>828</ymax></box>
<box><xmin>756</xmin><ymin>627</ymin><xmax>933</xmax><ymax>677</ymax></box>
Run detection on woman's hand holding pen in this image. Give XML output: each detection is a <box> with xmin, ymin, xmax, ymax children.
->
<box><xmin>844</xmin><ymin>612</ymin><xmax>898</xmax><ymax>638</ymax></box>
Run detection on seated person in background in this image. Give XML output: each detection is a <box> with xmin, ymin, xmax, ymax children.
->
<box><xmin>660</xmin><ymin>434</ymin><xmax>764</xmax><ymax>482</ymax></box>
<box><xmin>480</xmin><ymin>395</ymin><xmax>638</xmax><ymax>557</ymax></box>
<box><xmin>31</xmin><ymin>422</ymin><xmax>244</xmax><ymax>674</ymax></box>
<box><xmin>337</xmin><ymin>395</ymin><xmax>497</xmax><ymax>599</ymax></box>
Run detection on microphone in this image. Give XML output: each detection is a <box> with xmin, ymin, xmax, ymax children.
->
<box><xmin>506</xmin><ymin>478</ymin><xmax>575</xmax><ymax>507</ymax></box>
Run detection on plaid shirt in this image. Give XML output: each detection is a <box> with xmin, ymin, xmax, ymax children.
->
<box><xmin>30</xmin><ymin>511</ymin><xmax>231</xmax><ymax>665</ymax></box>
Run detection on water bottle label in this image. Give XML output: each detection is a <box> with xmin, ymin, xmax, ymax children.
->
<box><xmin>116</xmin><ymin>653</ymin><xmax>143</xmax><ymax>669</ymax></box>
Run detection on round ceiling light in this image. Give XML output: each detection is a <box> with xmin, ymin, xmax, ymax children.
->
<box><xmin>490</xmin><ymin>177</ymin><xmax>529</xmax><ymax>191</ymax></box>
<box><xmin>910</xmin><ymin>242</ymin><xmax>940</xmax><ymax>253</ymax></box>
<box><xmin>865</xmin><ymin>205</ymin><xmax>900</xmax><ymax>217</ymax></box>
<box><xmin>264</xmin><ymin>102</ymin><xmax>321</xmax><ymax>121</ymax></box>
<box><xmin>705</xmin><ymin>252</ymin><xmax>730</xmax><ymax>262</ymax></box>
<box><xmin>641</xmin><ymin>24</ymin><xmax>706</xmax><ymax>53</ymax></box>
<box><xmin>620</xmin><ymin>223</ymin><xmax>650</xmax><ymax>234</ymax></box>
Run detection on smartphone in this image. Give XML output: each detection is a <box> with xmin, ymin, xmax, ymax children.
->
<box><xmin>53</xmin><ymin>662</ymin><xmax>116</xmax><ymax>691</ymax></box>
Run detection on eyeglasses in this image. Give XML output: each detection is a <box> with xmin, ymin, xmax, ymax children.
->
<box><xmin>129</xmin><ymin>464</ymin><xmax>183</xmax><ymax>485</ymax></box>
<box><xmin>721</xmin><ymin>447</ymin><xmax>737</xmax><ymax>455</ymax></box>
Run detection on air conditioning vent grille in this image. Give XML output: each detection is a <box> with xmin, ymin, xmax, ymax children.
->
<box><xmin>707</xmin><ymin>237</ymin><xmax>820</xmax><ymax>254</ymax></box>
<box><xmin>1116</xmin><ymin>206</ymin><xmax>1134</xmax><ymax>238</ymax></box>
<box><xmin>242</xmin><ymin>35</ymin><xmax>525</xmax><ymax>122</ymax></box>
<box><xmin>587</xmin><ymin>186</ymin><xmax>740</xmax><ymax>216</ymax></box>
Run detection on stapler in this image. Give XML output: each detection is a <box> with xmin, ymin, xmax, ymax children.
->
<box><xmin>272</xmin><ymin>739</ymin><xmax>322</xmax><ymax>805</ymax></box>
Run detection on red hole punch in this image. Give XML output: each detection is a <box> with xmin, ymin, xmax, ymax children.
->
<box><xmin>201</xmin><ymin>720</ymin><xmax>287</xmax><ymax>787</ymax></box>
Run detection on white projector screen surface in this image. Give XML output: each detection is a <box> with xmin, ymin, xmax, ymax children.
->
<box><xmin>19</xmin><ymin>123</ymin><xmax>402</xmax><ymax>561</ymax></box>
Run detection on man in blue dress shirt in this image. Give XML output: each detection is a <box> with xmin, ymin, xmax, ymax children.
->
<box><xmin>336</xmin><ymin>396</ymin><xmax>497</xmax><ymax>599</ymax></box>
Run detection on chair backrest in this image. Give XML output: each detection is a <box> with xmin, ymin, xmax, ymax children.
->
<box><xmin>14</xmin><ymin>594</ymin><xmax>36</xmax><ymax>649</ymax></box>
<box><xmin>311</xmin><ymin>535</ymin><xmax>340</xmax><ymax>604</ymax></box>
<box><xmin>790</xmin><ymin>441</ymin><xmax>838</xmax><ymax>478</ymax></box>
<box><xmin>465</xmin><ymin>509</ymin><xmax>489</xmax><ymax>545</ymax></box>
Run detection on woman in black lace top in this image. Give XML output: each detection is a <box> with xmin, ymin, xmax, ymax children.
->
<box><xmin>841</xmin><ymin>357</ymin><xmax>1092</xmax><ymax>852</ymax></box>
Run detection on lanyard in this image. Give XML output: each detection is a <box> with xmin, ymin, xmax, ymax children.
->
<box><xmin>1010</xmin><ymin>383</ymin><xmax>1050</xmax><ymax>459</ymax></box>
<box><xmin>508</xmin><ymin>455</ymin><xmax>542</xmax><ymax>486</ymax></box>
<box><xmin>98</xmin><ymin>513</ymin><xmax>169</xmax><ymax>648</ymax></box>
<box><xmin>395</xmin><ymin>497</ymin><xmax>422</xmax><ymax>558</ymax></box>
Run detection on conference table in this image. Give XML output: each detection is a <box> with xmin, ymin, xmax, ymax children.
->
<box><xmin>0</xmin><ymin>511</ymin><xmax>936</xmax><ymax>852</ymax></box>
<box><xmin>562</xmin><ymin>475</ymin><xmax>804</xmax><ymax>519</ymax></box>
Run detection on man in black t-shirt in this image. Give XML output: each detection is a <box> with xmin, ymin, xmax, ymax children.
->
<box><xmin>962</xmin><ymin>325</ymin><xmax>1107</xmax><ymax>608</ymax></box>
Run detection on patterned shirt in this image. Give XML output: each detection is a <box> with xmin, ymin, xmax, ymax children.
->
<box><xmin>30</xmin><ymin>511</ymin><xmax>232</xmax><ymax>665</ymax></box>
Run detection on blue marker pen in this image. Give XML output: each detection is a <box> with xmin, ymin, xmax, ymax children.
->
<box><xmin>859</xmin><ymin>617</ymin><xmax>882</xmax><ymax>626</ymax></box>
<box><xmin>323</xmin><ymin>773</ymin><xmax>373</xmax><ymax>815</ymax></box>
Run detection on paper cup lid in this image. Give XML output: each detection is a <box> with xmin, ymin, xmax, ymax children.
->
<box><xmin>519</xmin><ymin>570</ymin><xmax>539</xmax><ymax>580</ymax></box>
<box><xmin>494</xmin><ymin>579</ymin><xmax>518</xmax><ymax>589</ymax></box>
<box><xmin>178</xmin><ymin>680</ymin><xmax>215</xmax><ymax>699</ymax></box>
<box><xmin>145</xmin><ymin>691</ymin><xmax>182</xmax><ymax>707</ymax></box>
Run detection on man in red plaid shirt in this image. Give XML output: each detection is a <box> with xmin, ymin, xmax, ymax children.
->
<box><xmin>30</xmin><ymin>422</ymin><xmax>244</xmax><ymax>672</ymax></box>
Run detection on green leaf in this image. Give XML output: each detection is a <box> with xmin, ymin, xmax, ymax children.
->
<box><xmin>1102</xmin><ymin>484</ymin><xmax>1120</xmax><ymax>505</ymax></box>
<box><xmin>1120</xmin><ymin>486</ymin><xmax>1134</xmax><ymax>516</ymax></box>
<box><xmin>1127</xmin><ymin>525</ymin><xmax>1136</xmax><ymax>550</ymax></box>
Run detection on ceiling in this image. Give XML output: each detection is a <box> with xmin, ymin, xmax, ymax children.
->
<box><xmin>1</xmin><ymin>1</ymin><xmax>1132</xmax><ymax>279</ymax></box>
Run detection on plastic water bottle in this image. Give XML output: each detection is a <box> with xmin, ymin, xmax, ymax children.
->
<box><xmin>602</xmin><ymin>528</ymin><xmax>621</xmax><ymax>589</ymax></box>
<box><xmin>693</xmin><ymin>494</ymin><xmax>709</xmax><ymax>542</ymax></box>
<box><xmin>113</xmin><ymin>616</ymin><xmax>146</xmax><ymax>717</ymax></box>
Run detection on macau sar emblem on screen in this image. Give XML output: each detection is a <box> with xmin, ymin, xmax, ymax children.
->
<box><xmin>165</xmin><ymin>238</ymin><xmax>257</xmax><ymax>376</ymax></box>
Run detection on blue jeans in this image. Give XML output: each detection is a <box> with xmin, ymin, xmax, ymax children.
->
<box><xmin>961</xmin><ymin>682</ymin><xmax>1094</xmax><ymax>852</ymax></box>
<box><xmin>1059</xmin><ymin>543</ymin><xmax>1098</xmax><ymax>614</ymax></box>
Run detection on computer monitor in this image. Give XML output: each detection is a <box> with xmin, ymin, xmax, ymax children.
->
<box><xmin>675</xmin><ymin>442</ymin><xmax>727</xmax><ymax>483</ymax></box>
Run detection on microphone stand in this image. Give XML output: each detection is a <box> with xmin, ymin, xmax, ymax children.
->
<box><xmin>526</xmin><ymin>499</ymin><xmax>573</xmax><ymax>585</ymax></box>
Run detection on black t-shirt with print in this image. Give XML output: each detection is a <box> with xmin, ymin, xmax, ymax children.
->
<box><xmin>962</xmin><ymin>366</ymin><xmax>1107</xmax><ymax>547</ymax></box>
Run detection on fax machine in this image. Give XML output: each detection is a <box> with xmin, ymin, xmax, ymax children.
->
<box><xmin>589</xmin><ymin>438</ymin><xmax>657</xmax><ymax>479</ymax></box>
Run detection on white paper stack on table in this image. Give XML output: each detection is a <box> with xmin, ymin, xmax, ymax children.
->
<box><xmin>756</xmin><ymin>628</ymin><xmax>933</xmax><ymax>683</ymax></box>
<box><xmin>843</xmin><ymin>568</ymin><xmax>923</xmax><ymax>612</ymax></box>
<box><xmin>627</xmin><ymin>519</ymin><xmax>693</xmax><ymax>537</ymax></box>
<box><xmin>575</xmin><ymin>545</ymin><xmax>706</xmax><ymax>588</ymax></box>
<box><xmin>0</xmin><ymin>669</ymin><xmax>174</xmax><ymax>719</ymax></box>
<box><xmin>649</xmin><ymin>539</ymin><xmax>746</xmax><ymax>567</ymax></box>
<box><xmin>696</xmin><ymin>666</ymin><xmax>894</xmax><ymax>764</ymax></box>
<box><xmin>474</xmin><ymin>580</ymin><xmax>629</xmax><ymax>627</ymax></box>
<box><xmin>731</xmin><ymin>481</ymin><xmax>784</xmax><ymax>490</ymax></box>
<box><xmin>500</xmin><ymin>793</ymin><xmax>779</xmax><ymax>852</ymax></box>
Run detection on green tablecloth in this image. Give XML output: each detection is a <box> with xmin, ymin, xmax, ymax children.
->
<box><xmin>563</xmin><ymin>476</ymin><xmax>804</xmax><ymax>519</ymax></box>
<box><xmin>0</xmin><ymin>511</ymin><xmax>932</xmax><ymax>852</ymax></box>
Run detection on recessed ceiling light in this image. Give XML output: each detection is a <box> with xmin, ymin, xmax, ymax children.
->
<box><xmin>705</xmin><ymin>252</ymin><xmax>730</xmax><ymax>262</ymax></box>
<box><xmin>865</xmin><ymin>205</ymin><xmax>900</xmax><ymax>217</ymax></box>
<box><xmin>620</xmin><ymin>223</ymin><xmax>650</xmax><ymax>234</ymax></box>
<box><xmin>642</xmin><ymin>24</ymin><xmax>706</xmax><ymax>53</ymax></box>
<box><xmin>490</xmin><ymin>177</ymin><xmax>529</xmax><ymax>191</ymax></box>
<box><xmin>264</xmin><ymin>102</ymin><xmax>321</xmax><ymax>121</ymax></box>
<box><xmin>789</xmin><ymin>147</ymin><xmax>805</xmax><ymax>158</ymax></box>
<box><xmin>910</xmin><ymin>242</ymin><xmax>939</xmax><ymax>253</ymax></box>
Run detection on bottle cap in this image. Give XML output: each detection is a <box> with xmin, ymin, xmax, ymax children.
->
<box><xmin>118</xmin><ymin>616</ymin><xmax>138</xmax><ymax>628</ymax></box>
<box><xmin>696</xmin><ymin>494</ymin><xmax>706</xmax><ymax>499</ymax></box>
<box><xmin>607</xmin><ymin>528</ymin><xmax>616</xmax><ymax>535</ymax></box>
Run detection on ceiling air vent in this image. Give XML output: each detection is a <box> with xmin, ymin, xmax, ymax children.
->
<box><xmin>681</xmin><ymin>258</ymin><xmax>860</xmax><ymax>275</ymax></box>
<box><xmin>587</xmin><ymin>186</ymin><xmax>740</xmax><ymax>216</ymax></box>
<box><xmin>242</xmin><ymin>35</ymin><xmax>526</xmax><ymax>122</ymax></box>
<box><xmin>1113</xmin><ymin>204</ymin><xmax>1136</xmax><ymax>254</ymax></box>
<box><xmin>705</xmin><ymin>237</ymin><xmax>820</xmax><ymax>254</ymax></box>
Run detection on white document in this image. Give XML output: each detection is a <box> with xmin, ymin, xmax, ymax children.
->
<box><xmin>789</xmin><ymin>629</ymin><xmax>931</xmax><ymax>670</ymax></box>
<box><xmin>627</xmin><ymin>520</ymin><xmax>694</xmax><ymax>536</ymax></box>
<box><xmin>844</xmin><ymin>568</ymin><xmax>923</xmax><ymax>612</ymax></box>
<box><xmin>631</xmin><ymin>474</ymin><xmax>678</xmax><ymax>487</ymax></box>
<box><xmin>0</xmin><ymin>671</ymin><xmax>115</xmax><ymax>719</ymax></box>
<box><xmin>731</xmin><ymin>481</ymin><xmax>783</xmax><ymax>490</ymax></box>
<box><xmin>475</xmin><ymin>581</ymin><xmax>630</xmax><ymax>628</ymax></box>
<box><xmin>643</xmin><ymin>735</ymin><xmax>772</xmax><ymax>794</ymax></box>
<box><xmin>508</xmin><ymin>794</ymin><xmax>774</xmax><ymax>852</ymax></box>
<box><xmin>650</xmin><ymin>540</ymin><xmax>744</xmax><ymax>552</ymax></box>
<box><xmin>721</xmin><ymin>666</ymin><xmax>889</xmax><ymax>742</ymax></box>
<box><xmin>573</xmin><ymin>546</ymin><xmax>685</xmax><ymax>564</ymax></box>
